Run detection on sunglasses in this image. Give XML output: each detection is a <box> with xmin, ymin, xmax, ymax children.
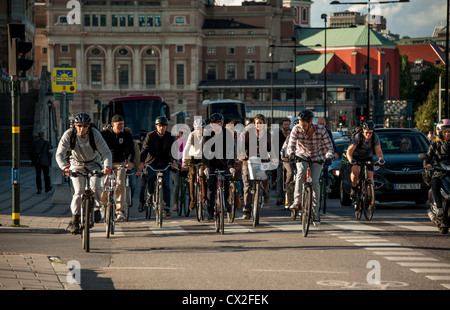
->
<box><xmin>75</xmin><ymin>124</ymin><xmax>90</xmax><ymax>128</ymax></box>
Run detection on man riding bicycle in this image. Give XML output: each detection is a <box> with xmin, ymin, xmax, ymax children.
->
<box><xmin>182</xmin><ymin>118</ymin><xmax>208</xmax><ymax>211</ymax></box>
<box><xmin>101</xmin><ymin>114</ymin><xmax>136</xmax><ymax>221</ymax></box>
<box><xmin>139</xmin><ymin>116</ymin><xmax>177</xmax><ymax>217</ymax></box>
<box><xmin>287</xmin><ymin>110</ymin><xmax>334</xmax><ymax>225</ymax></box>
<box><xmin>202</xmin><ymin>113</ymin><xmax>235</xmax><ymax>221</ymax></box>
<box><xmin>55</xmin><ymin>112</ymin><xmax>112</xmax><ymax>234</ymax></box>
<box><xmin>346</xmin><ymin>120</ymin><xmax>385</xmax><ymax>203</ymax></box>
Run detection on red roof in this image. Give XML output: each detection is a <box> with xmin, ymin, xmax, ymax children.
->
<box><xmin>397</xmin><ymin>44</ymin><xmax>446</xmax><ymax>66</ymax></box>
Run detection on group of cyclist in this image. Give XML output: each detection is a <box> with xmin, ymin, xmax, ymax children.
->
<box><xmin>55</xmin><ymin>108</ymin><xmax>388</xmax><ymax>234</ymax></box>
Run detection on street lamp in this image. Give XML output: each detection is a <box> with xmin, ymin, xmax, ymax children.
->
<box><xmin>331</xmin><ymin>0</ymin><xmax>409</xmax><ymax>120</ymax></box>
<box><xmin>321</xmin><ymin>13</ymin><xmax>327</xmax><ymax>122</ymax></box>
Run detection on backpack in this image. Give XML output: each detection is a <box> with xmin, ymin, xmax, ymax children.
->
<box><xmin>351</xmin><ymin>126</ymin><xmax>375</xmax><ymax>150</ymax></box>
<box><xmin>64</xmin><ymin>124</ymin><xmax>98</xmax><ymax>162</ymax></box>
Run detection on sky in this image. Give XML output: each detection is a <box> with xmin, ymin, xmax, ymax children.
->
<box><xmin>218</xmin><ymin>0</ymin><xmax>447</xmax><ymax>39</ymax></box>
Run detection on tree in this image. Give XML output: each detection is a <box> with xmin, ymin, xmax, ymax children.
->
<box><xmin>415</xmin><ymin>83</ymin><xmax>439</xmax><ymax>132</ymax></box>
<box><xmin>399</xmin><ymin>53</ymin><xmax>413</xmax><ymax>100</ymax></box>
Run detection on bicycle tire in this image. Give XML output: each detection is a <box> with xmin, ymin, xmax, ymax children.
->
<box><xmin>145</xmin><ymin>189</ymin><xmax>152</xmax><ymax>220</ymax></box>
<box><xmin>363</xmin><ymin>181</ymin><xmax>375</xmax><ymax>221</ymax></box>
<box><xmin>318</xmin><ymin>176</ymin><xmax>324</xmax><ymax>214</ymax></box>
<box><xmin>214</xmin><ymin>188</ymin><xmax>220</xmax><ymax>233</ymax></box>
<box><xmin>302</xmin><ymin>185</ymin><xmax>312</xmax><ymax>237</ymax></box>
<box><xmin>157</xmin><ymin>184</ymin><xmax>164</xmax><ymax>228</ymax></box>
<box><xmin>177</xmin><ymin>177</ymin><xmax>184</xmax><ymax>216</ymax></box>
<box><xmin>355</xmin><ymin>184</ymin><xmax>362</xmax><ymax>220</ymax></box>
<box><xmin>219</xmin><ymin>188</ymin><xmax>225</xmax><ymax>234</ymax></box>
<box><xmin>195</xmin><ymin>183</ymin><xmax>202</xmax><ymax>222</ymax></box>
<box><xmin>228</xmin><ymin>182</ymin><xmax>236</xmax><ymax>223</ymax></box>
<box><xmin>183</xmin><ymin>179</ymin><xmax>190</xmax><ymax>217</ymax></box>
<box><xmin>82</xmin><ymin>198</ymin><xmax>91</xmax><ymax>252</ymax></box>
<box><xmin>125</xmin><ymin>186</ymin><xmax>131</xmax><ymax>222</ymax></box>
<box><xmin>252</xmin><ymin>183</ymin><xmax>261</xmax><ymax>227</ymax></box>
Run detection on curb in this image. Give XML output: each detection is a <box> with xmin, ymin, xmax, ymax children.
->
<box><xmin>0</xmin><ymin>226</ymin><xmax>67</xmax><ymax>234</ymax></box>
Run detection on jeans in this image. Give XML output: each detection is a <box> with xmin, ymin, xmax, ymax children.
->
<box><xmin>293</xmin><ymin>161</ymin><xmax>322</xmax><ymax>215</ymax></box>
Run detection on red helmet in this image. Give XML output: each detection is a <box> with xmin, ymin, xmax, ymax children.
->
<box><xmin>436</xmin><ymin>119</ymin><xmax>450</xmax><ymax>138</ymax></box>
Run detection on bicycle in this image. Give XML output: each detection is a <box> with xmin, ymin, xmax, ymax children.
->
<box><xmin>177</xmin><ymin>168</ymin><xmax>190</xmax><ymax>217</ymax></box>
<box><xmin>206</xmin><ymin>169</ymin><xmax>233</xmax><ymax>234</ymax></box>
<box><xmin>318</xmin><ymin>164</ymin><xmax>327</xmax><ymax>215</ymax></box>
<box><xmin>294</xmin><ymin>155</ymin><xmax>325</xmax><ymax>237</ymax></box>
<box><xmin>187</xmin><ymin>162</ymin><xmax>206</xmax><ymax>222</ymax></box>
<box><xmin>351</xmin><ymin>160</ymin><xmax>380</xmax><ymax>221</ymax></box>
<box><xmin>103</xmin><ymin>171</ymin><xmax>117</xmax><ymax>238</ymax></box>
<box><xmin>247</xmin><ymin>157</ymin><xmax>269</xmax><ymax>227</ymax></box>
<box><xmin>117</xmin><ymin>164</ymin><xmax>133</xmax><ymax>222</ymax></box>
<box><xmin>71</xmin><ymin>169</ymin><xmax>103</xmax><ymax>252</ymax></box>
<box><xmin>145</xmin><ymin>164</ymin><xmax>172</xmax><ymax>228</ymax></box>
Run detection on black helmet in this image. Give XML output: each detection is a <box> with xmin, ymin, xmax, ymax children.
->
<box><xmin>74</xmin><ymin>112</ymin><xmax>92</xmax><ymax>124</ymax></box>
<box><xmin>210</xmin><ymin>113</ymin><xmax>224</xmax><ymax>124</ymax></box>
<box><xmin>298</xmin><ymin>110</ymin><xmax>314</xmax><ymax>121</ymax></box>
<box><xmin>155</xmin><ymin>116</ymin><xmax>168</xmax><ymax>126</ymax></box>
<box><xmin>362</xmin><ymin>120</ymin><xmax>375</xmax><ymax>130</ymax></box>
<box><xmin>293</xmin><ymin>118</ymin><xmax>299</xmax><ymax>126</ymax></box>
<box><xmin>244</xmin><ymin>118</ymin><xmax>254</xmax><ymax>126</ymax></box>
<box><xmin>254</xmin><ymin>114</ymin><xmax>267</xmax><ymax>123</ymax></box>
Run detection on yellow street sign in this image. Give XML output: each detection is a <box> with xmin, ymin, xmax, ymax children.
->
<box><xmin>52</xmin><ymin>67</ymin><xmax>76</xmax><ymax>93</ymax></box>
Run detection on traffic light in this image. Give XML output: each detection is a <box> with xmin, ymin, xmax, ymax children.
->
<box><xmin>342</xmin><ymin>116</ymin><xmax>346</xmax><ymax>125</ymax></box>
<box><xmin>360</xmin><ymin>116</ymin><xmax>365</xmax><ymax>121</ymax></box>
<box><xmin>8</xmin><ymin>24</ymin><xmax>34</xmax><ymax>77</ymax></box>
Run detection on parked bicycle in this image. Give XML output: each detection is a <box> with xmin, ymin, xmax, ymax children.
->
<box><xmin>71</xmin><ymin>169</ymin><xmax>103</xmax><ymax>252</ymax></box>
<box><xmin>294</xmin><ymin>155</ymin><xmax>325</xmax><ymax>237</ymax></box>
<box><xmin>351</xmin><ymin>159</ymin><xmax>382</xmax><ymax>221</ymax></box>
<box><xmin>145</xmin><ymin>164</ymin><xmax>172</xmax><ymax>228</ymax></box>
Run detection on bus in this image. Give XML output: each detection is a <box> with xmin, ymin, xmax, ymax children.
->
<box><xmin>102</xmin><ymin>95</ymin><xmax>170</xmax><ymax>139</ymax></box>
<box><xmin>202</xmin><ymin>99</ymin><xmax>246</xmax><ymax>124</ymax></box>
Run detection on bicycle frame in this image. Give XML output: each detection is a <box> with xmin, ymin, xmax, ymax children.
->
<box><xmin>146</xmin><ymin>164</ymin><xmax>172</xmax><ymax>228</ymax></box>
<box><xmin>207</xmin><ymin>169</ymin><xmax>231</xmax><ymax>234</ymax></box>
<box><xmin>353</xmin><ymin>160</ymin><xmax>376</xmax><ymax>221</ymax></box>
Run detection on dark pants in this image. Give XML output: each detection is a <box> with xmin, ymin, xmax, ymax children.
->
<box><xmin>207</xmin><ymin>172</ymin><xmax>230</xmax><ymax>216</ymax></box>
<box><xmin>35</xmin><ymin>164</ymin><xmax>51</xmax><ymax>191</ymax></box>
<box><xmin>431</xmin><ymin>176</ymin><xmax>443</xmax><ymax>209</ymax></box>
<box><xmin>146</xmin><ymin>162</ymin><xmax>171</xmax><ymax>208</ymax></box>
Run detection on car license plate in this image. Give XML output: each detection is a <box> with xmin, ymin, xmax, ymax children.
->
<box><xmin>394</xmin><ymin>184</ymin><xmax>421</xmax><ymax>190</ymax></box>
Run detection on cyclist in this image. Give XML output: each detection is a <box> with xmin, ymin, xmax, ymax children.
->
<box><xmin>424</xmin><ymin>119</ymin><xmax>450</xmax><ymax>223</ymax></box>
<box><xmin>276</xmin><ymin>117</ymin><xmax>291</xmax><ymax>205</ymax></box>
<box><xmin>101</xmin><ymin>115</ymin><xmax>136</xmax><ymax>222</ymax></box>
<box><xmin>182</xmin><ymin>118</ymin><xmax>208</xmax><ymax>211</ymax></box>
<box><xmin>240</xmin><ymin>114</ymin><xmax>272</xmax><ymax>220</ymax></box>
<box><xmin>202</xmin><ymin>113</ymin><xmax>235</xmax><ymax>221</ymax></box>
<box><xmin>280</xmin><ymin>118</ymin><xmax>298</xmax><ymax>209</ymax></box>
<box><xmin>287</xmin><ymin>110</ymin><xmax>334</xmax><ymax>225</ymax></box>
<box><xmin>139</xmin><ymin>116</ymin><xmax>177</xmax><ymax>217</ymax></box>
<box><xmin>55</xmin><ymin>112</ymin><xmax>112</xmax><ymax>234</ymax></box>
<box><xmin>346</xmin><ymin>120</ymin><xmax>385</xmax><ymax>203</ymax></box>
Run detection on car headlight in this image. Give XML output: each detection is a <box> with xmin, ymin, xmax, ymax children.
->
<box><xmin>331</xmin><ymin>169</ymin><xmax>340</xmax><ymax>176</ymax></box>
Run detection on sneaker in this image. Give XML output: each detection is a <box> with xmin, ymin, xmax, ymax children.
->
<box><xmin>289</xmin><ymin>203</ymin><xmax>301</xmax><ymax>210</ymax></box>
<box><xmin>207</xmin><ymin>215</ymin><xmax>214</xmax><ymax>222</ymax></box>
<box><xmin>242</xmin><ymin>212</ymin><xmax>251</xmax><ymax>220</ymax></box>
<box><xmin>116</xmin><ymin>211</ymin><xmax>125</xmax><ymax>222</ymax></box>
<box><xmin>189</xmin><ymin>201</ymin><xmax>195</xmax><ymax>210</ymax></box>
<box><xmin>314</xmin><ymin>213</ymin><xmax>321</xmax><ymax>226</ymax></box>
<box><xmin>164</xmin><ymin>208</ymin><xmax>171</xmax><ymax>217</ymax></box>
<box><xmin>172</xmin><ymin>204</ymin><xmax>178</xmax><ymax>212</ymax></box>
<box><xmin>94</xmin><ymin>210</ymin><xmax>102</xmax><ymax>223</ymax></box>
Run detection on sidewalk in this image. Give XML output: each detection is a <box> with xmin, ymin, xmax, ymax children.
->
<box><xmin>0</xmin><ymin>165</ymin><xmax>79</xmax><ymax>290</ymax></box>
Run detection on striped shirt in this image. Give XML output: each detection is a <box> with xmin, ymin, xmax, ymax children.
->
<box><xmin>286</xmin><ymin>123</ymin><xmax>334</xmax><ymax>161</ymax></box>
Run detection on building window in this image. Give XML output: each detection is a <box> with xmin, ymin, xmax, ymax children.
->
<box><xmin>91</xmin><ymin>48</ymin><xmax>101</xmax><ymax>56</ymax></box>
<box><xmin>226</xmin><ymin>65</ymin><xmax>236</xmax><ymax>80</ymax></box>
<box><xmin>227</xmin><ymin>47</ymin><xmax>235</xmax><ymax>55</ymax></box>
<box><xmin>118</xmin><ymin>65</ymin><xmax>129</xmax><ymax>86</ymax></box>
<box><xmin>176</xmin><ymin>64</ymin><xmax>185</xmax><ymax>86</ymax></box>
<box><xmin>61</xmin><ymin>45</ymin><xmax>69</xmax><ymax>53</ymax></box>
<box><xmin>207</xmin><ymin>47</ymin><xmax>216</xmax><ymax>55</ymax></box>
<box><xmin>120</xmin><ymin>14</ymin><xmax>126</xmax><ymax>27</ymax></box>
<box><xmin>207</xmin><ymin>65</ymin><xmax>216</xmax><ymax>80</ymax></box>
<box><xmin>91</xmin><ymin>64</ymin><xmax>102</xmax><ymax>85</ymax></box>
<box><xmin>246</xmin><ymin>47</ymin><xmax>255</xmax><ymax>55</ymax></box>
<box><xmin>155</xmin><ymin>15</ymin><xmax>161</xmax><ymax>27</ymax></box>
<box><xmin>145</xmin><ymin>64</ymin><xmax>156</xmax><ymax>86</ymax></box>
<box><xmin>92</xmin><ymin>14</ymin><xmax>99</xmax><ymax>27</ymax></box>
<box><xmin>100</xmin><ymin>15</ymin><xmax>106</xmax><ymax>26</ymax></box>
<box><xmin>112</xmin><ymin>15</ymin><xmax>118</xmax><ymax>27</ymax></box>
<box><xmin>58</xmin><ymin>16</ymin><xmax>68</xmax><ymax>24</ymax></box>
<box><xmin>42</xmin><ymin>47</ymin><xmax>47</xmax><ymax>54</ymax></box>
<box><xmin>176</xmin><ymin>45</ymin><xmax>184</xmax><ymax>53</ymax></box>
<box><xmin>175</xmin><ymin>16</ymin><xmax>185</xmax><ymax>24</ymax></box>
<box><xmin>246</xmin><ymin>65</ymin><xmax>255</xmax><ymax>80</ymax></box>
<box><xmin>128</xmin><ymin>15</ymin><xmax>134</xmax><ymax>27</ymax></box>
<box><xmin>340</xmin><ymin>64</ymin><xmax>348</xmax><ymax>74</ymax></box>
<box><xmin>118</xmin><ymin>48</ymin><xmax>128</xmax><ymax>56</ymax></box>
<box><xmin>139</xmin><ymin>15</ymin><xmax>146</xmax><ymax>27</ymax></box>
<box><xmin>146</xmin><ymin>48</ymin><xmax>155</xmax><ymax>56</ymax></box>
<box><xmin>84</xmin><ymin>14</ymin><xmax>90</xmax><ymax>26</ymax></box>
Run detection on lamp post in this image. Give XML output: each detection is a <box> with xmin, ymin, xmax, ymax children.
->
<box><xmin>321</xmin><ymin>13</ymin><xmax>327</xmax><ymax>122</ymax></box>
<box><xmin>330</xmin><ymin>0</ymin><xmax>409</xmax><ymax>120</ymax></box>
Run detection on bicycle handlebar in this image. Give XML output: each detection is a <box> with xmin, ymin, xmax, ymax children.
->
<box><xmin>71</xmin><ymin>170</ymin><xmax>104</xmax><ymax>178</ymax></box>
<box><xmin>292</xmin><ymin>155</ymin><xmax>326</xmax><ymax>165</ymax></box>
<box><xmin>145</xmin><ymin>164</ymin><xmax>174</xmax><ymax>172</ymax></box>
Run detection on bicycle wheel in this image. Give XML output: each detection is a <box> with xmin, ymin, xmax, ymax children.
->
<box><xmin>228</xmin><ymin>182</ymin><xmax>236</xmax><ymax>223</ymax></box>
<box><xmin>157</xmin><ymin>184</ymin><xmax>164</xmax><ymax>228</ymax></box>
<box><xmin>363</xmin><ymin>181</ymin><xmax>375</xmax><ymax>221</ymax></box>
<box><xmin>145</xmin><ymin>189</ymin><xmax>152</xmax><ymax>220</ymax></box>
<box><xmin>182</xmin><ymin>179</ymin><xmax>190</xmax><ymax>217</ymax></box>
<box><xmin>318</xmin><ymin>176</ymin><xmax>324</xmax><ymax>214</ymax></box>
<box><xmin>105</xmin><ymin>194</ymin><xmax>115</xmax><ymax>238</ymax></box>
<box><xmin>252</xmin><ymin>183</ymin><xmax>261</xmax><ymax>227</ymax></box>
<box><xmin>302</xmin><ymin>185</ymin><xmax>312</xmax><ymax>237</ymax></box>
<box><xmin>219</xmin><ymin>188</ymin><xmax>225</xmax><ymax>234</ymax></box>
<box><xmin>125</xmin><ymin>186</ymin><xmax>131</xmax><ymax>222</ymax></box>
<box><xmin>194</xmin><ymin>183</ymin><xmax>202</xmax><ymax>222</ymax></box>
<box><xmin>354</xmin><ymin>185</ymin><xmax>362</xmax><ymax>220</ymax></box>
<box><xmin>82</xmin><ymin>198</ymin><xmax>91</xmax><ymax>252</ymax></box>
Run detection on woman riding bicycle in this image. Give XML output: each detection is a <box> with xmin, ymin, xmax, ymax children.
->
<box><xmin>346</xmin><ymin>120</ymin><xmax>384</xmax><ymax>202</ymax></box>
<box><xmin>286</xmin><ymin>110</ymin><xmax>334</xmax><ymax>225</ymax></box>
<box><xmin>55</xmin><ymin>112</ymin><xmax>112</xmax><ymax>234</ymax></box>
<box><xmin>182</xmin><ymin>118</ymin><xmax>208</xmax><ymax>211</ymax></box>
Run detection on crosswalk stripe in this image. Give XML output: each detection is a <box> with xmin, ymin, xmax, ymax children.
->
<box><xmin>410</xmin><ymin>269</ymin><xmax>450</xmax><ymax>273</ymax></box>
<box><xmin>382</xmin><ymin>221</ymin><xmax>436</xmax><ymax>232</ymax></box>
<box><xmin>373</xmin><ymin>251</ymin><xmax>424</xmax><ymax>256</ymax></box>
<box><xmin>383</xmin><ymin>257</ymin><xmax>438</xmax><ymax>261</ymax></box>
<box><xmin>426</xmin><ymin>276</ymin><xmax>450</xmax><ymax>281</ymax></box>
<box><xmin>397</xmin><ymin>262</ymin><xmax>450</xmax><ymax>267</ymax></box>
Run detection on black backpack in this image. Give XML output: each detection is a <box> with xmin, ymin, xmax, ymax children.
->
<box><xmin>351</xmin><ymin>126</ymin><xmax>375</xmax><ymax>150</ymax></box>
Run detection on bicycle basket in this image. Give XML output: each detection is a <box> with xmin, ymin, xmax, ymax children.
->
<box><xmin>247</xmin><ymin>157</ymin><xmax>268</xmax><ymax>181</ymax></box>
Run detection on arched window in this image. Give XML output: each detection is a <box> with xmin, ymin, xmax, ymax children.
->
<box><xmin>340</xmin><ymin>64</ymin><xmax>348</xmax><ymax>74</ymax></box>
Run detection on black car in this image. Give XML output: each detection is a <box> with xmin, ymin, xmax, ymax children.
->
<box><xmin>327</xmin><ymin>138</ymin><xmax>350</xmax><ymax>198</ymax></box>
<box><xmin>339</xmin><ymin>128</ymin><xmax>430</xmax><ymax>206</ymax></box>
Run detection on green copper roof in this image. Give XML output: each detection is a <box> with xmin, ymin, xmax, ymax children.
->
<box><xmin>295</xmin><ymin>52</ymin><xmax>334</xmax><ymax>74</ymax></box>
<box><xmin>297</xmin><ymin>25</ymin><xmax>396</xmax><ymax>48</ymax></box>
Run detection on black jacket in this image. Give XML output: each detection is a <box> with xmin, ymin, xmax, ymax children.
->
<box><xmin>202</xmin><ymin>126</ymin><xmax>234</xmax><ymax>170</ymax></box>
<box><xmin>101</xmin><ymin>128</ymin><xmax>135</xmax><ymax>163</ymax></box>
<box><xmin>140</xmin><ymin>130</ymin><xmax>175</xmax><ymax>165</ymax></box>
